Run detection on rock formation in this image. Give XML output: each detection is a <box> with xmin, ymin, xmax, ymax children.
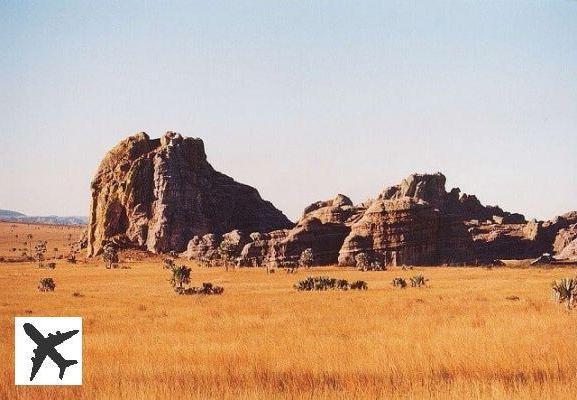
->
<box><xmin>87</xmin><ymin>134</ymin><xmax>575</xmax><ymax>266</ymax></box>
<box><xmin>194</xmin><ymin>172</ymin><xmax>574</xmax><ymax>267</ymax></box>
<box><xmin>87</xmin><ymin>132</ymin><xmax>292</xmax><ymax>256</ymax></box>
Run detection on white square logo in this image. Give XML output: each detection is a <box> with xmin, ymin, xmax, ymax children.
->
<box><xmin>14</xmin><ymin>317</ymin><xmax>82</xmax><ymax>385</ymax></box>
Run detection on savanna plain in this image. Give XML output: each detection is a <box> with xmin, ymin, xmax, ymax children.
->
<box><xmin>1</xmin><ymin>222</ymin><xmax>576</xmax><ymax>399</ymax></box>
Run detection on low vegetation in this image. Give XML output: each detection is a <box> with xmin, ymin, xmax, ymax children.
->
<box><xmin>168</xmin><ymin>263</ymin><xmax>223</xmax><ymax>295</ymax></box>
<box><xmin>295</xmin><ymin>276</ymin><xmax>368</xmax><ymax>291</ymax></box>
<box><xmin>299</xmin><ymin>248</ymin><xmax>314</xmax><ymax>269</ymax></box>
<box><xmin>37</xmin><ymin>277</ymin><xmax>55</xmax><ymax>292</ymax></box>
<box><xmin>410</xmin><ymin>275</ymin><xmax>428</xmax><ymax>287</ymax></box>
<box><xmin>551</xmin><ymin>277</ymin><xmax>577</xmax><ymax>309</ymax></box>
<box><xmin>1</xmin><ymin>261</ymin><xmax>577</xmax><ymax>399</ymax></box>
<box><xmin>34</xmin><ymin>240</ymin><xmax>47</xmax><ymax>267</ymax></box>
<box><xmin>355</xmin><ymin>252</ymin><xmax>387</xmax><ymax>271</ymax></box>
<box><xmin>103</xmin><ymin>244</ymin><xmax>119</xmax><ymax>269</ymax></box>
<box><xmin>392</xmin><ymin>277</ymin><xmax>408</xmax><ymax>288</ymax></box>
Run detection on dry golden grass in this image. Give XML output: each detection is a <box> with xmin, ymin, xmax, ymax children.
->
<box><xmin>0</xmin><ymin>222</ymin><xmax>83</xmax><ymax>260</ymax></box>
<box><xmin>1</xmin><ymin>251</ymin><xmax>577</xmax><ymax>399</ymax></box>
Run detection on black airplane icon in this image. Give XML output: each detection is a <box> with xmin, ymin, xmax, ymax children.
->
<box><xmin>23</xmin><ymin>322</ymin><xmax>79</xmax><ymax>381</ymax></box>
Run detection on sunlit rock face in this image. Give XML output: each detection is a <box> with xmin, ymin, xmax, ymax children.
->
<box><xmin>87</xmin><ymin>132</ymin><xmax>292</xmax><ymax>256</ymax></box>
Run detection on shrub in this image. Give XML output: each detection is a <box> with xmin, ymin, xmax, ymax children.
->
<box><xmin>170</xmin><ymin>265</ymin><xmax>191</xmax><ymax>290</ymax></box>
<box><xmin>410</xmin><ymin>275</ymin><xmax>428</xmax><ymax>288</ymax></box>
<box><xmin>299</xmin><ymin>248</ymin><xmax>314</xmax><ymax>269</ymax></box>
<box><xmin>67</xmin><ymin>252</ymin><xmax>77</xmax><ymax>264</ymax></box>
<box><xmin>283</xmin><ymin>260</ymin><xmax>298</xmax><ymax>274</ymax></box>
<box><xmin>163</xmin><ymin>258</ymin><xmax>176</xmax><ymax>270</ymax></box>
<box><xmin>38</xmin><ymin>278</ymin><xmax>55</xmax><ymax>292</ymax></box>
<box><xmin>295</xmin><ymin>276</ymin><xmax>368</xmax><ymax>291</ymax></box>
<box><xmin>355</xmin><ymin>252</ymin><xmax>386</xmax><ymax>271</ymax></box>
<box><xmin>34</xmin><ymin>241</ymin><xmax>47</xmax><ymax>268</ymax></box>
<box><xmin>350</xmin><ymin>280</ymin><xmax>368</xmax><ymax>290</ymax></box>
<box><xmin>42</xmin><ymin>262</ymin><xmax>56</xmax><ymax>269</ymax></box>
<box><xmin>102</xmin><ymin>244</ymin><xmax>119</xmax><ymax>269</ymax></box>
<box><xmin>218</xmin><ymin>238</ymin><xmax>239</xmax><ymax>271</ymax></box>
<box><xmin>355</xmin><ymin>253</ymin><xmax>370</xmax><ymax>271</ymax></box>
<box><xmin>552</xmin><ymin>277</ymin><xmax>577</xmax><ymax>309</ymax></box>
<box><xmin>392</xmin><ymin>277</ymin><xmax>407</xmax><ymax>288</ymax></box>
<box><xmin>177</xmin><ymin>282</ymin><xmax>224</xmax><ymax>295</ymax></box>
<box><xmin>337</xmin><ymin>279</ymin><xmax>349</xmax><ymax>290</ymax></box>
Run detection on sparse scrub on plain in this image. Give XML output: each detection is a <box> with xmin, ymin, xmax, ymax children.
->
<box><xmin>1</xmin><ymin>260</ymin><xmax>577</xmax><ymax>399</ymax></box>
<box><xmin>167</xmin><ymin>262</ymin><xmax>223</xmax><ymax>295</ymax></box>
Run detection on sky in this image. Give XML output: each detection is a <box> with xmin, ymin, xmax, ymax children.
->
<box><xmin>0</xmin><ymin>1</ymin><xmax>576</xmax><ymax>222</ymax></box>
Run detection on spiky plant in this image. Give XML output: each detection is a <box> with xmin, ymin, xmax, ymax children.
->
<box><xmin>552</xmin><ymin>277</ymin><xmax>577</xmax><ymax>310</ymax></box>
<box><xmin>350</xmin><ymin>280</ymin><xmax>368</xmax><ymax>290</ymax></box>
<box><xmin>38</xmin><ymin>277</ymin><xmax>56</xmax><ymax>292</ymax></box>
<box><xmin>337</xmin><ymin>279</ymin><xmax>350</xmax><ymax>290</ymax></box>
<box><xmin>410</xmin><ymin>275</ymin><xmax>428</xmax><ymax>288</ymax></box>
<box><xmin>392</xmin><ymin>277</ymin><xmax>407</xmax><ymax>289</ymax></box>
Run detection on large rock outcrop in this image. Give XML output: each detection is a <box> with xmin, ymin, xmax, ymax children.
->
<box><xmin>338</xmin><ymin>173</ymin><xmax>474</xmax><ymax>266</ymax></box>
<box><xmin>186</xmin><ymin>171</ymin><xmax>575</xmax><ymax>267</ymax></box>
<box><xmin>87</xmin><ymin>132</ymin><xmax>292</xmax><ymax>256</ymax></box>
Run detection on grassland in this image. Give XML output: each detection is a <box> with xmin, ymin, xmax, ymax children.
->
<box><xmin>0</xmin><ymin>221</ymin><xmax>83</xmax><ymax>260</ymax></box>
<box><xmin>1</xmin><ymin>261</ymin><xmax>577</xmax><ymax>399</ymax></box>
<box><xmin>1</xmin><ymin>223</ymin><xmax>576</xmax><ymax>399</ymax></box>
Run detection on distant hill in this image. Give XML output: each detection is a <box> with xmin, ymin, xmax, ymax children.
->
<box><xmin>0</xmin><ymin>209</ymin><xmax>87</xmax><ymax>225</ymax></box>
<box><xmin>0</xmin><ymin>209</ymin><xmax>26</xmax><ymax>218</ymax></box>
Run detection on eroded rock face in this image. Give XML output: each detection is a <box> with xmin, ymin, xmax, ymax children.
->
<box><xmin>149</xmin><ymin>162</ymin><xmax>575</xmax><ymax>266</ymax></box>
<box><xmin>87</xmin><ymin>132</ymin><xmax>292</xmax><ymax>256</ymax></box>
<box><xmin>338</xmin><ymin>197</ymin><xmax>442</xmax><ymax>266</ymax></box>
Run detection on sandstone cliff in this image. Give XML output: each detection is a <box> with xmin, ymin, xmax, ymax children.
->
<box><xmin>87</xmin><ymin>132</ymin><xmax>292</xmax><ymax>256</ymax></box>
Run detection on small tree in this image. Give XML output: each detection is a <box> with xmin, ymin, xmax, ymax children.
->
<box><xmin>102</xmin><ymin>244</ymin><xmax>119</xmax><ymax>269</ymax></box>
<box><xmin>218</xmin><ymin>239</ymin><xmax>238</xmax><ymax>271</ymax></box>
<box><xmin>355</xmin><ymin>252</ymin><xmax>370</xmax><ymax>271</ymax></box>
<box><xmin>170</xmin><ymin>265</ymin><xmax>191</xmax><ymax>291</ymax></box>
<box><xmin>299</xmin><ymin>248</ymin><xmax>314</xmax><ymax>269</ymax></box>
<box><xmin>35</xmin><ymin>241</ymin><xmax>47</xmax><ymax>267</ymax></box>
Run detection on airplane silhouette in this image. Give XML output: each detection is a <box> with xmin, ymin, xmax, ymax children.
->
<box><xmin>23</xmin><ymin>322</ymin><xmax>79</xmax><ymax>381</ymax></box>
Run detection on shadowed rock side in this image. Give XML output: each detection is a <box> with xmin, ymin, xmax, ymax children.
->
<box><xmin>87</xmin><ymin>132</ymin><xmax>293</xmax><ymax>256</ymax></box>
<box><xmin>186</xmin><ymin>172</ymin><xmax>575</xmax><ymax>267</ymax></box>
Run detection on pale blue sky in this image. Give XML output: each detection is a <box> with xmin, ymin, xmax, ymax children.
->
<box><xmin>1</xmin><ymin>1</ymin><xmax>576</xmax><ymax>221</ymax></box>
